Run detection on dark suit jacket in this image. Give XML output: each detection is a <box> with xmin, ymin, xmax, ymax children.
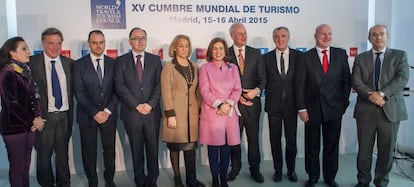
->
<box><xmin>352</xmin><ymin>48</ymin><xmax>409</xmax><ymax>122</ymax></box>
<box><xmin>263</xmin><ymin>48</ymin><xmax>302</xmax><ymax>113</ymax></box>
<box><xmin>229</xmin><ymin>45</ymin><xmax>266</xmax><ymax>112</ymax></box>
<box><xmin>73</xmin><ymin>54</ymin><xmax>118</xmax><ymax>126</ymax></box>
<box><xmin>295</xmin><ymin>47</ymin><xmax>351</xmax><ymax>121</ymax></box>
<box><xmin>29</xmin><ymin>54</ymin><xmax>74</xmax><ymax>138</ymax></box>
<box><xmin>114</xmin><ymin>52</ymin><xmax>161</xmax><ymax>122</ymax></box>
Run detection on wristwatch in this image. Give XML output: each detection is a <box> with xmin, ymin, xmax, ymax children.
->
<box><xmin>379</xmin><ymin>91</ymin><xmax>385</xmax><ymax>97</ymax></box>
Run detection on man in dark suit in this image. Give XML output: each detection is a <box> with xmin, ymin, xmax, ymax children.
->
<box><xmin>114</xmin><ymin>27</ymin><xmax>162</xmax><ymax>187</ymax></box>
<box><xmin>29</xmin><ymin>27</ymin><xmax>74</xmax><ymax>187</ymax></box>
<box><xmin>263</xmin><ymin>26</ymin><xmax>302</xmax><ymax>183</ymax></box>
<box><xmin>295</xmin><ymin>24</ymin><xmax>351</xmax><ymax>187</ymax></box>
<box><xmin>352</xmin><ymin>24</ymin><xmax>409</xmax><ymax>187</ymax></box>
<box><xmin>73</xmin><ymin>30</ymin><xmax>118</xmax><ymax>187</ymax></box>
<box><xmin>227</xmin><ymin>23</ymin><xmax>266</xmax><ymax>183</ymax></box>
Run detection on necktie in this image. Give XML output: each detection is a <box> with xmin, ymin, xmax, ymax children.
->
<box><xmin>280</xmin><ymin>52</ymin><xmax>285</xmax><ymax>78</ymax></box>
<box><xmin>96</xmin><ymin>58</ymin><xmax>103</xmax><ymax>84</ymax></box>
<box><xmin>136</xmin><ymin>55</ymin><xmax>143</xmax><ymax>83</ymax></box>
<box><xmin>238</xmin><ymin>48</ymin><xmax>245</xmax><ymax>75</ymax></box>
<box><xmin>51</xmin><ymin>60</ymin><xmax>62</xmax><ymax>109</ymax></box>
<box><xmin>280</xmin><ymin>52</ymin><xmax>286</xmax><ymax>98</ymax></box>
<box><xmin>322</xmin><ymin>49</ymin><xmax>329</xmax><ymax>74</ymax></box>
<box><xmin>374</xmin><ymin>52</ymin><xmax>382</xmax><ymax>90</ymax></box>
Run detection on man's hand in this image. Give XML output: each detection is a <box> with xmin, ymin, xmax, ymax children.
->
<box><xmin>299</xmin><ymin>111</ymin><xmax>309</xmax><ymax>123</ymax></box>
<box><xmin>94</xmin><ymin>111</ymin><xmax>109</xmax><ymax>124</ymax></box>
<box><xmin>242</xmin><ymin>88</ymin><xmax>259</xmax><ymax>100</ymax></box>
<box><xmin>136</xmin><ymin>103</ymin><xmax>152</xmax><ymax>115</ymax></box>
<box><xmin>239</xmin><ymin>96</ymin><xmax>253</xmax><ymax>106</ymax></box>
<box><xmin>368</xmin><ymin>92</ymin><xmax>385</xmax><ymax>107</ymax></box>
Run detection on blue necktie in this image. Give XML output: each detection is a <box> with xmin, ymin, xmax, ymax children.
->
<box><xmin>51</xmin><ymin>60</ymin><xmax>62</xmax><ymax>109</ymax></box>
<box><xmin>96</xmin><ymin>58</ymin><xmax>103</xmax><ymax>84</ymax></box>
<box><xmin>374</xmin><ymin>52</ymin><xmax>382</xmax><ymax>91</ymax></box>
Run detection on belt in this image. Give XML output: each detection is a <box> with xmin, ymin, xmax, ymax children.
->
<box><xmin>48</xmin><ymin>111</ymin><xmax>68</xmax><ymax>114</ymax></box>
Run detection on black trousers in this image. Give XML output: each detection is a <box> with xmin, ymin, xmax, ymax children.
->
<box><xmin>229</xmin><ymin>102</ymin><xmax>261</xmax><ymax>172</ymax></box>
<box><xmin>267</xmin><ymin>100</ymin><xmax>297</xmax><ymax>174</ymax></box>
<box><xmin>124</xmin><ymin>116</ymin><xmax>160</xmax><ymax>186</ymax></box>
<box><xmin>79</xmin><ymin>117</ymin><xmax>117</xmax><ymax>187</ymax></box>
<box><xmin>304</xmin><ymin>116</ymin><xmax>342</xmax><ymax>181</ymax></box>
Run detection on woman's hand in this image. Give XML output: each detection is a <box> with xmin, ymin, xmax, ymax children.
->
<box><xmin>167</xmin><ymin>116</ymin><xmax>177</xmax><ymax>129</ymax></box>
<box><xmin>31</xmin><ymin>117</ymin><xmax>46</xmax><ymax>132</ymax></box>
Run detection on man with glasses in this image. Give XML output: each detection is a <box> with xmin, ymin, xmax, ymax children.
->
<box><xmin>114</xmin><ymin>27</ymin><xmax>162</xmax><ymax>187</ymax></box>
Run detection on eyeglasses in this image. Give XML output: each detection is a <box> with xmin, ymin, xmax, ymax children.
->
<box><xmin>370</xmin><ymin>32</ymin><xmax>387</xmax><ymax>38</ymax></box>
<box><xmin>130</xmin><ymin>37</ymin><xmax>147</xmax><ymax>41</ymax></box>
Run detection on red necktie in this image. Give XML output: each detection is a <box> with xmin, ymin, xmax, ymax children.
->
<box><xmin>136</xmin><ymin>55</ymin><xmax>143</xmax><ymax>83</ymax></box>
<box><xmin>322</xmin><ymin>50</ymin><xmax>329</xmax><ymax>74</ymax></box>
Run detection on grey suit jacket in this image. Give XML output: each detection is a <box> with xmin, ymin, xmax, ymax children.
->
<box><xmin>352</xmin><ymin>48</ymin><xmax>409</xmax><ymax>122</ymax></box>
<box><xmin>29</xmin><ymin>53</ymin><xmax>74</xmax><ymax>138</ymax></box>
<box><xmin>114</xmin><ymin>51</ymin><xmax>161</xmax><ymax>122</ymax></box>
<box><xmin>229</xmin><ymin>45</ymin><xmax>266</xmax><ymax>113</ymax></box>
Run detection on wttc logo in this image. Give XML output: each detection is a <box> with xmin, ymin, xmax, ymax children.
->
<box><xmin>91</xmin><ymin>0</ymin><xmax>126</xmax><ymax>29</ymax></box>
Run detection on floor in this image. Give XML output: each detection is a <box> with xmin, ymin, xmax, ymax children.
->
<box><xmin>0</xmin><ymin>154</ymin><xmax>413</xmax><ymax>187</ymax></box>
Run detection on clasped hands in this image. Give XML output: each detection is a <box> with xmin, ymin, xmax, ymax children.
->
<box><xmin>216</xmin><ymin>102</ymin><xmax>232</xmax><ymax>116</ymax></box>
<box><xmin>136</xmin><ymin>103</ymin><xmax>152</xmax><ymax>115</ymax></box>
<box><xmin>239</xmin><ymin>88</ymin><xmax>258</xmax><ymax>106</ymax></box>
<box><xmin>94</xmin><ymin>111</ymin><xmax>110</xmax><ymax>124</ymax></box>
<box><xmin>368</xmin><ymin>91</ymin><xmax>385</xmax><ymax>107</ymax></box>
<box><xmin>31</xmin><ymin>116</ymin><xmax>46</xmax><ymax>132</ymax></box>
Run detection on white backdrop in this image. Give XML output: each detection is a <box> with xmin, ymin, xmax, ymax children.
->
<box><xmin>0</xmin><ymin>0</ymin><xmax>372</xmax><ymax>175</ymax></box>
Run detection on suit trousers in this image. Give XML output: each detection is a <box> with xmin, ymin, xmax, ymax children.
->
<box><xmin>229</xmin><ymin>100</ymin><xmax>261</xmax><ymax>172</ymax></box>
<box><xmin>2</xmin><ymin>132</ymin><xmax>35</xmax><ymax>187</ymax></box>
<box><xmin>356</xmin><ymin>107</ymin><xmax>399</xmax><ymax>187</ymax></box>
<box><xmin>267</xmin><ymin>99</ymin><xmax>298</xmax><ymax>174</ymax></box>
<box><xmin>79</xmin><ymin>119</ymin><xmax>117</xmax><ymax>187</ymax></box>
<box><xmin>304</xmin><ymin>116</ymin><xmax>342</xmax><ymax>181</ymax></box>
<box><xmin>36</xmin><ymin>111</ymin><xmax>71</xmax><ymax>187</ymax></box>
<box><xmin>124</xmin><ymin>117</ymin><xmax>160</xmax><ymax>186</ymax></box>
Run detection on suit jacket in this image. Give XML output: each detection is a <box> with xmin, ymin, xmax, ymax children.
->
<box><xmin>29</xmin><ymin>54</ymin><xmax>74</xmax><ymax>138</ymax></box>
<box><xmin>295</xmin><ymin>47</ymin><xmax>351</xmax><ymax>121</ymax></box>
<box><xmin>263</xmin><ymin>48</ymin><xmax>302</xmax><ymax>113</ymax></box>
<box><xmin>229</xmin><ymin>45</ymin><xmax>266</xmax><ymax>113</ymax></box>
<box><xmin>352</xmin><ymin>48</ymin><xmax>409</xmax><ymax>122</ymax></box>
<box><xmin>73</xmin><ymin>54</ymin><xmax>118</xmax><ymax>127</ymax></box>
<box><xmin>114</xmin><ymin>52</ymin><xmax>161</xmax><ymax>122</ymax></box>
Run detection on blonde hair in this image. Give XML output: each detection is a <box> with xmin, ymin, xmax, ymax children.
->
<box><xmin>168</xmin><ymin>34</ymin><xmax>192</xmax><ymax>58</ymax></box>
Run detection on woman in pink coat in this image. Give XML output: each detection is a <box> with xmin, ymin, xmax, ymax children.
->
<box><xmin>199</xmin><ymin>37</ymin><xmax>242</xmax><ymax>187</ymax></box>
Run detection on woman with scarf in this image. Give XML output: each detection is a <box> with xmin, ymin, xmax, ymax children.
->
<box><xmin>0</xmin><ymin>36</ymin><xmax>45</xmax><ymax>187</ymax></box>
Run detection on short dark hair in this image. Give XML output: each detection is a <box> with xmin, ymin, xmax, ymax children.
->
<box><xmin>41</xmin><ymin>27</ymin><xmax>63</xmax><ymax>42</ymax></box>
<box><xmin>206</xmin><ymin>37</ymin><xmax>230</xmax><ymax>62</ymax></box>
<box><xmin>129</xmin><ymin>27</ymin><xmax>147</xmax><ymax>39</ymax></box>
<box><xmin>88</xmin><ymin>30</ymin><xmax>105</xmax><ymax>42</ymax></box>
<box><xmin>0</xmin><ymin>36</ymin><xmax>25</xmax><ymax>68</ymax></box>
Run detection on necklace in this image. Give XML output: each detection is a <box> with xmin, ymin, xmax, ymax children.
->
<box><xmin>183</xmin><ymin>63</ymin><xmax>193</xmax><ymax>86</ymax></box>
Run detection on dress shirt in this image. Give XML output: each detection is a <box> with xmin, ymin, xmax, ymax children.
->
<box><xmin>90</xmin><ymin>54</ymin><xmax>111</xmax><ymax>115</ymax></box>
<box><xmin>132</xmin><ymin>51</ymin><xmax>145</xmax><ymax>70</ymax></box>
<box><xmin>372</xmin><ymin>47</ymin><xmax>386</xmax><ymax>90</ymax></box>
<box><xmin>44</xmin><ymin>53</ymin><xmax>69</xmax><ymax>112</ymax></box>
<box><xmin>232</xmin><ymin>45</ymin><xmax>261</xmax><ymax>96</ymax></box>
<box><xmin>90</xmin><ymin>54</ymin><xmax>105</xmax><ymax>78</ymax></box>
<box><xmin>276</xmin><ymin>48</ymin><xmax>289</xmax><ymax>74</ymax></box>
<box><xmin>317</xmin><ymin>47</ymin><xmax>330</xmax><ymax>65</ymax></box>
